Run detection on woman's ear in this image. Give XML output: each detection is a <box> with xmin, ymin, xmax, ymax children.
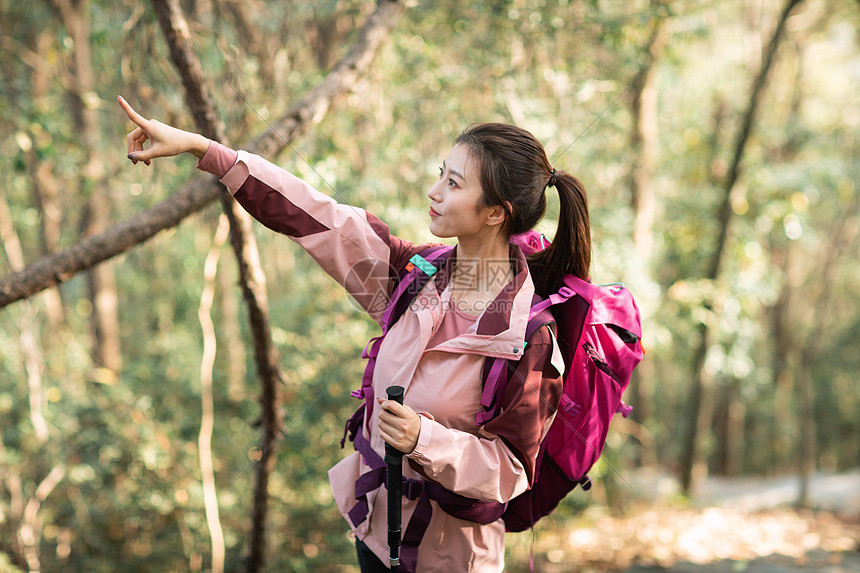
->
<box><xmin>486</xmin><ymin>201</ymin><xmax>513</xmax><ymax>228</ymax></box>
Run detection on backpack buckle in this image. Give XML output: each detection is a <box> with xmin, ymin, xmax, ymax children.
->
<box><xmin>557</xmin><ymin>286</ymin><xmax>575</xmax><ymax>300</ymax></box>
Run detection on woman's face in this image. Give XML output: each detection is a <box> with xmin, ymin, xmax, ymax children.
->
<box><xmin>427</xmin><ymin>143</ymin><xmax>500</xmax><ymax>240</ymax></box>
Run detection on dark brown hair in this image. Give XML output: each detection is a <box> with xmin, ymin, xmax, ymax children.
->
<box><xmin>455</xmin><ymin>123</ymin><xmax>592</xmax><ymax>296</ymax></box>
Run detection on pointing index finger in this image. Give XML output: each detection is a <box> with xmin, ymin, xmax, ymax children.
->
<box><xmin>117</xmin><ymin>95</ymin><xmax>148</xmax><ymax>128</ymax></box>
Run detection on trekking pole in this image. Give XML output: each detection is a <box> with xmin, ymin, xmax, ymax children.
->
<box><xmin>384</xmin><ymin>385</ymin><xmax>405</xmax><ymax>572</ymax></box>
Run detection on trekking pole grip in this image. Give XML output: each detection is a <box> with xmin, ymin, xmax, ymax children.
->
<box><xmin>384</xmin><ymin>385</ymin><xmax>405</xmax><ymax>571</ymax></box>
<box><xmin>384</xmin><ymin>385</ymin><xmax>405</xmax><ymax>463</ymax></box>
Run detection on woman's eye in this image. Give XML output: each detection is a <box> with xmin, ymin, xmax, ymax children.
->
<box><xmin>448</xmin><ymin>178</ymin><xmax>457</xmax><ymax>188</ymax></box>
<box><xmin>438</xmin><ymin>167</ymin><xmax>444</xmax><ymax>178</ymax></box>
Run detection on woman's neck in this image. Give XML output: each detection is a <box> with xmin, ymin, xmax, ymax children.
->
<box><xmin>452</xmin><ymin>234</ymin><xmax>514</xmax><ymax>297</ymax></box>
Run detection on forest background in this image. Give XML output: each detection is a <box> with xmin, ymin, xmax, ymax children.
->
<box><xmin>0</xmin><ymin>0</ymin><xmax>858</xmax><ymax>571</ymax></box>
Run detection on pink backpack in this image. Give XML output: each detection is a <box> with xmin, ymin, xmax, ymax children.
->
<box><xmin>342</xmin><ymin>232</ymin><xmax>643</xmax><ymax>568</ymax></box>
<box><xmin>501</xmin><ymin>232</ymin><xmax>644</xmax><ymax>529</ymax></box>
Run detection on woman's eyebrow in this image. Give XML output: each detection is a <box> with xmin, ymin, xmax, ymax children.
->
<box><xmin>442</xmin><ymin>160</ymin><xmax>466</xmax><ymax>183</ymax></box>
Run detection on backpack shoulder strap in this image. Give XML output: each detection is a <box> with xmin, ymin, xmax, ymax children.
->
<box><xmin>475</xmin><ymin>295</ymin><xmax>556</xmax><ymax>426</ymax></box>
<box><xmin>350</xmin><ymin>245</ymin><xmax>453</xmax><ymax>428</ymax></box>
<box><xmin>382</xmin><ymin>245</ymin><xmax>452</xmax><ymax>331</ymax></box>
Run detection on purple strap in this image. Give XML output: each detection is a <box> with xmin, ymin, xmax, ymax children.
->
<box><xmin>348</xmin><ymin>466</ymin><xmax>386</xmax><ymax>527</ymax></box>
<box><xmin>475</xmin><ymin>303</ymin><xmax>556</xmax><ymax>426</ymax></box>
<box><xmin>616</xmin><ymin>401</ymin><xmax>633</xmax><ymax>418</ymax></box>
<box><xmin>355</xmin><ymin>336</ymin><xmax>385</xmax><ymax>431</ymax></box>
<box><xmin>475</xmin><ymin>359</ymin><xmax>508</xmax><ymax>425</ymax></box>
<box><xmin>561</xmin><ymin>394</ymin><xmax>582</xmax><ymax>416</ymax></box>
<box><xmin>347</xmin><ymin>420</ymin><xmax>503</xmax><ymax>571</ymax></box>
<box><xmin>340</xmin><ymin>404</ymin><xmax>365</xmax><ymax>449</ymax></box>
<box><xmin>381</xmin><ymin>246</ymin><xmax>451</xmax><ymax>327</ymax></box>
<box><xmin>528</xmin><ymin>286</ymin><xmax>576</xmax><ymax>320</ymax></box>
<box><xmin>400</xmin><ymin>489</ymin><xmax>431</xmax><ymax>572</ymax></box>
<box><xmin>354</xmin><ymin>246</ymin><xmax>452</xmax><ymax>432</ymax></box>
<box><xmin>479</xmin><ymin>360</ymin><xmax>507</xmax><ymax>409</ymax></box>
<box><xmin>347</xmin><ymin>422</ymin><xmax>385</xmax><ymax>528</ymax></box>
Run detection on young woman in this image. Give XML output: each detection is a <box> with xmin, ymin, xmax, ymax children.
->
<box><xmin>119</xmin><ymin>95</ymin><xmax>591</xmax><ymax>572</ymax></box>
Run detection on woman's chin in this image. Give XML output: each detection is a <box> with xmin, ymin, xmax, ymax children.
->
<box><xmin>427</xmin><ymin>222</ymin><xmax>451</xmax><ymax>239</ymax></box>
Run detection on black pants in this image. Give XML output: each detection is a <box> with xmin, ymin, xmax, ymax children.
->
<box><xmin>356</xmin><ymin>539</ymin><xmax>390</xmax><ymax>572</ymax></box>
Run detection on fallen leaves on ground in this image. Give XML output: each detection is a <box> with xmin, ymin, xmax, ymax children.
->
<box><xmin>506</xmin><ymin>504</ymin><xmax>860</xmax><ymax>572</ymax></box>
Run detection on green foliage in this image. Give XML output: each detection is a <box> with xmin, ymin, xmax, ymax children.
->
<box><xmin>0</xmin><ymin>0</ymin><xmax>858</xmax><ymax>570</ymax></box>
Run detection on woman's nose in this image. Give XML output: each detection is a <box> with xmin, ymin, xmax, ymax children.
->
<box><xmin>427</xmin><ymin>180</ymin><xmax>441</xmax><ymax>201</ymax></box>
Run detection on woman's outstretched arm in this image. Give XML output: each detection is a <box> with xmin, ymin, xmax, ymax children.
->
<box><xmin>118</xmin><ymin>95</ymin><xmax>210</xmax><ymax>164</ymax></box>
<box><xmin>120</xmin><ymin>95</ymin><xmax>427</xmax><ymax>325</ymax></box>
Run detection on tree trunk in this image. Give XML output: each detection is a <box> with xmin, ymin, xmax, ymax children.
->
<box><xmin>769</xmin><ymin>242</ymin><xmax>796</xmax><ymax>473</ymax></box>
<box><xmin>26</xmin><ymin>136</ymin><xmax>66</xmax><ymax>331</ymax></box>
<box><xmin>219</xmin><ymin>0</ymin><xmax>274</xmax><ymax>85</ymax></box>
<box><xmin>27</xmin><ymin>29</ymin><xmax>66</xmax><ymax>331</ymax></box>
<box><xmin>627</xmin><ymin>7</ymin><xmax>666</xmax><ymax>469</ymax></box>
<box><xmin>56</xmin><ymin>0</ymin><xmax>123</xmax><ymax>374</ymax></box>
<box><xmin>0</xmin><ymin>195</ymin><xmax>50</xmax><ymax>444</ymax></box>
<box><xmin>679</xmin><ymin>321</ymin><xmax>716</xmax><ymax>492</ymax></box>
<box><xmin>17</xmin><ymin>465</ymin><xmax>65</xmax><ymax>573</ymax></box>
<box><xmin>0</xmin><ymin>0</ymin><xmax>406</xmax><ymax>310</ymax></box>
<box><xmin>150</xmin><ymin>1</ymin><xmax>283</xmax><ymax>569</ymax></box>
<box><xmin>679</xmin><ymin>0</ymin><xmax>804</xmax><ymax>495</ymax></box>
<box><xmin>629</xmin><ymin>11</ymin><xmax>665</xmax><ymax>266</ymax></box>
<box><xmin>197</xmin><ymin>215</ymin><xmax>230</xmax><ymax>573</ymax></box>
<box><xmin>765</xmin><ymin>31</ymin><xmax>810</xmax><ymax>475</ymax></box>
<box><xmin>793</xmin><ymin>191</ymin><xmax>859</xmax><ymax>505</ymax></box>
<box><xmin>794</xmin><ymin>352</ymin><xmax>815</xmax><ymax>506</ymax></box>
<box><xmin>0</xmin><ymin>427</ymin><xmax>27</xmax><ymax>570</ymax></box>
<box><xmin>713</xmin><ymin>381</ymin><xmax>744</xmax><ymax>476</ymax></box>
<box><xmin>149</xmin><ymin>1</ymin><xmax>405</xmax><ymax>569</ymax></box>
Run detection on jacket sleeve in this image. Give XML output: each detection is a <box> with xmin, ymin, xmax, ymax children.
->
<box><xmin>197</xmin><ymin>141</ymin><xmax>423</xmax><ymax>325</ymax></box>
<box><xmin>406</xmin><ymin>325</ymin><xmax>563</xmax><ymax>502</ymax></box>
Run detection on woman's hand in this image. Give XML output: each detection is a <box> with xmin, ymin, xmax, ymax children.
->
<box><xmin>118</xmin><ymin>95</ymin><xmax>210</xmax><ymax>165</ymax></box>
<box><xmin>377</xmin><ymin>398</ymin><xmax>421</xmax><ymax>454</ymax></box>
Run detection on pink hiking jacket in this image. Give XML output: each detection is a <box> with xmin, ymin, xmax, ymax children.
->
<box><xmin>198</xmin><ymin>142</ymin><xmax>564</xmax><ymax>572</ymax></box>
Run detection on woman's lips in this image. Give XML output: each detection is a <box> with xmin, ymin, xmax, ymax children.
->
<box><xmin>429</xmin><ymin>207</ymin><xmax>440</xmax><ymax>217</ymax></box>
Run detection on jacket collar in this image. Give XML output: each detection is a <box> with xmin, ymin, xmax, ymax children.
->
<box><xmin>428</xmin><ymin>245</ymin><xmax>535</xmax><ymax>359</ymax></box>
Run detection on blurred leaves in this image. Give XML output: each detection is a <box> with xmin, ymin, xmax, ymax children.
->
<box><xmin>0</xmin><ymin>0</ymin><xmax>858</xmax><ymax>570</ymax></box>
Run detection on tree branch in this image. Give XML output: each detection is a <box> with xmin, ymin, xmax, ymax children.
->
<box><xmin>18</xmin><ymin>464</ymin><xmax>65</xmax><ymax>573</ymax></box>
<box><xmin>151</xmin><ymin>0</ymin><xmax>224</xmax><ymax>142</ymax></box>
<box><xmin>197</xmin><ymin>214</ymin><xmax>229</xmax><ymax>573</ymax></box>
<box><xmin>0</xmin><ymin>0</ymin><xmax>406</xmax><ymax>310</ymax></box>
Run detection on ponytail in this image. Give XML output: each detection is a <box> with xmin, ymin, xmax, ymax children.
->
<box><xmin>454</xmin><ymin>123</ymin><xmax>592</xmax><ymax>298</ymax></box>
<box><xmin>528</xmin><ymin>171</ymin><xmax>592</xmax><ymax>297</ymax></box>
